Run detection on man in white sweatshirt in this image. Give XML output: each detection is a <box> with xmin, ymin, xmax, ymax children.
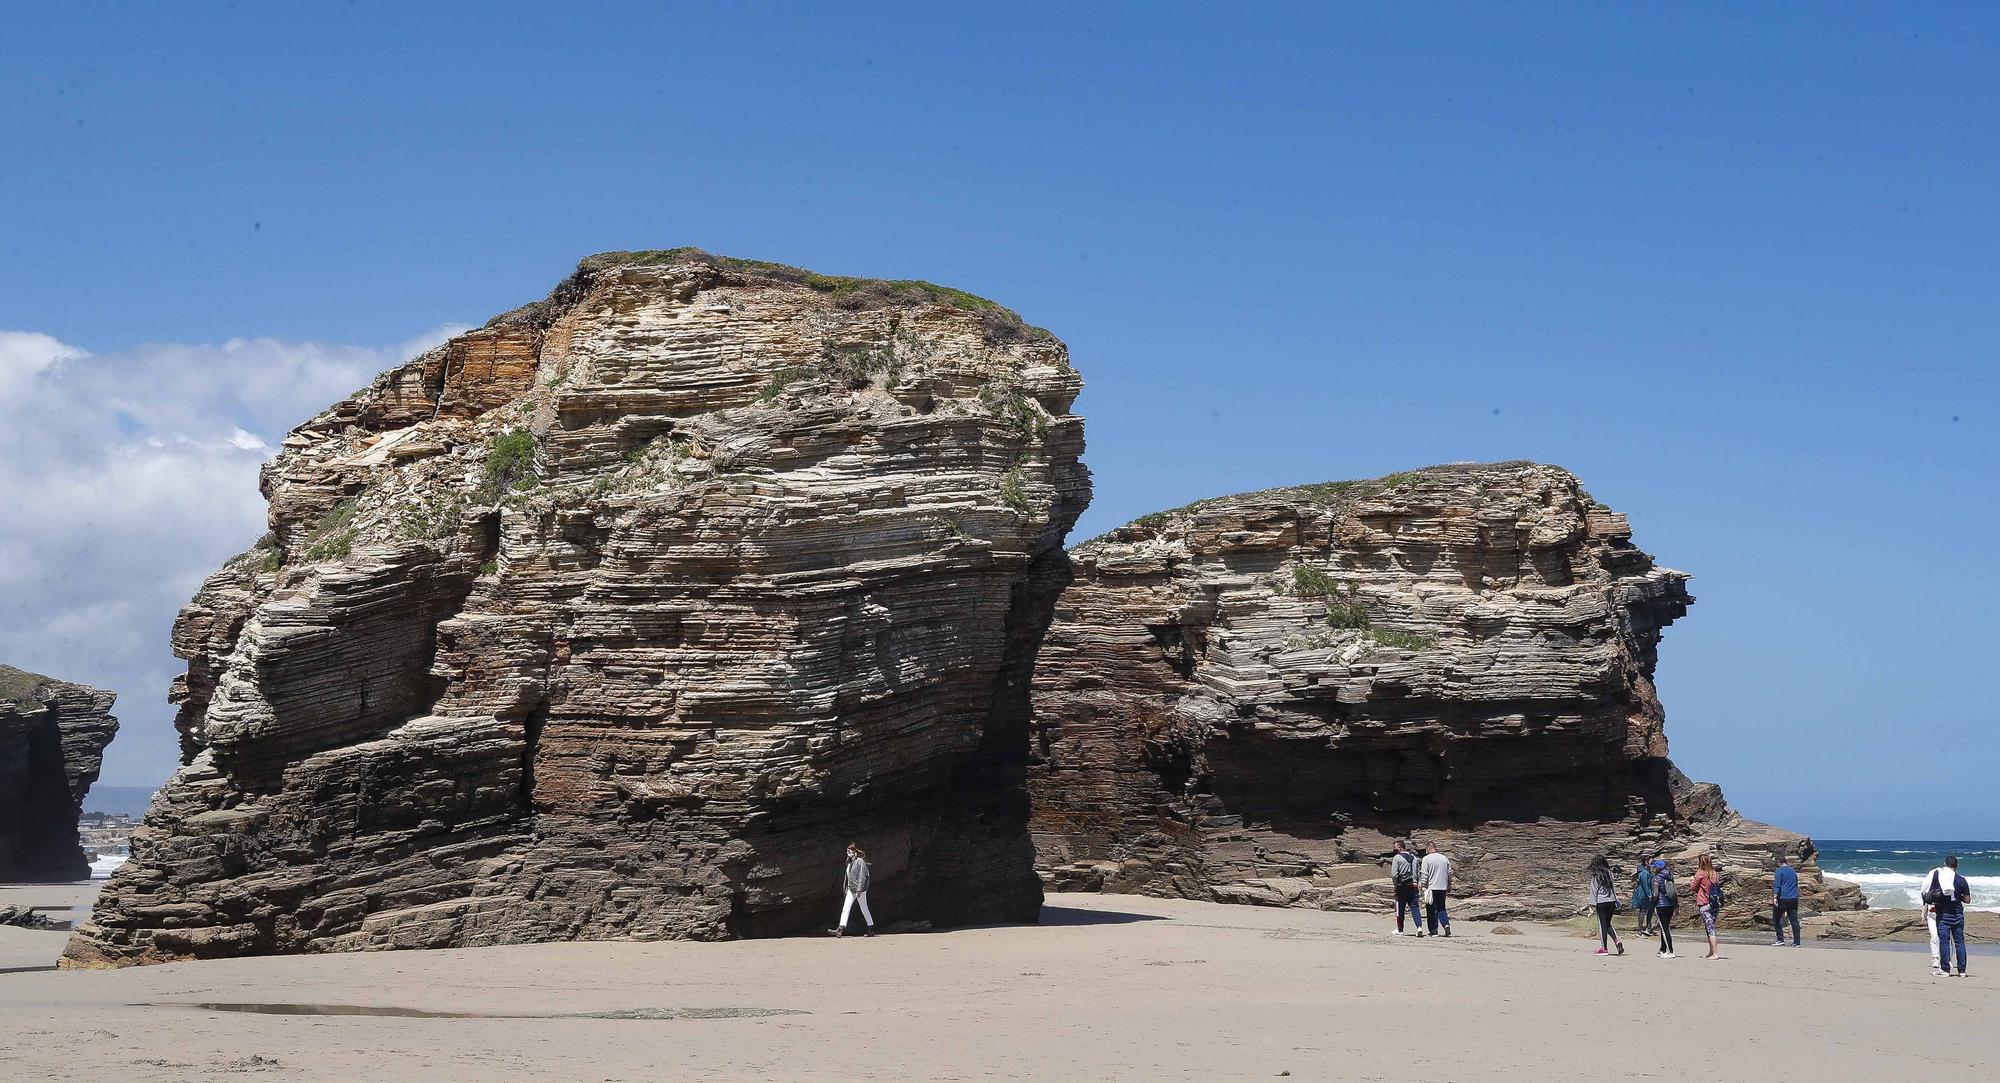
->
<box><xmin>1419</xmin><ymin>843</ymin><xmax>1453</xmax><ymax>938</ymax></box>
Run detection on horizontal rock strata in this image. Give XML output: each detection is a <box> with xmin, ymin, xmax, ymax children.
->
<box><xmin>0</xmin><ymin>665</ymin><xmax>119</xmax><ymax>882</ymax></box>
<box><xmin>1027</xmin><ymin>462</ymin><xmax>1863</xmax><ymax>927</ymax></box>
<box><xmin>66</xmin><ymin>249</ymin><xmax>1088</xmax><ymax>966</ymax></box>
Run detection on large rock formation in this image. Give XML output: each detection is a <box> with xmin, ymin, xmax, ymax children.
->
<box><xmin>65</xmin><ymin>250</ymin><xmax>1088</xmax><ymax>967</ymax></box>
<box><xmin>0</xmin><ymin>665</ymin><xmax>119</xmax><ymax>882</ymax></box>
<box><xmin>1028</xmin><ymin>462</ymin><xmax>1861</xmax><ymax>926</ymax></box>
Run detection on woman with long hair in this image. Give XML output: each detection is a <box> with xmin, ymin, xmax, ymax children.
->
<box><xmin>830</xmin><ymin>841</ymin><xmax>875</xmax><ymax>937</ymax></box>
<box><xmin>1691</xmin><ymin>853</ymin><xmax>1722</xmax><ymax>959</ymax></box>
<box><xmin>1588</xmin><ymin>855</ymin><xmax>1625</xmax><ymax>956</ymax></box>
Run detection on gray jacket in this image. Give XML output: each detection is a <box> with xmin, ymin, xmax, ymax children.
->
<box><xmin>844</xmin><ymin>854</ymin><xmax>871</xmax><ymax>894</ymax></box>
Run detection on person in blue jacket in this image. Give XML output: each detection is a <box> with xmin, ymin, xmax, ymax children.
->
<box><xmin>1631</xmin><ymin>860</ymin><xmax>1656</xmax><ymax>937</ymax></box>
<box><xmin>1770</xmin><ymin>854</ymin><xmax>1802</xmax><ymax>946</ymax></box>
<box><xmin>1651</xmin><ymin>859</ymin><xmax>1678</xmax><ymax>959</ymax></box>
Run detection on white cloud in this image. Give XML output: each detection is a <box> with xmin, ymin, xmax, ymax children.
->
<box><xmin>0</xmin><ymin>323</ymin><xmax>468</xmax><ymax>788</ymax></box>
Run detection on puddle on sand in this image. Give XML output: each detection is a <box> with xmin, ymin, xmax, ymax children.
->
<box><xmin>137</xmin><ymin>1002</ymin><xmax>807</xmax><ymax>1021</ymax></box>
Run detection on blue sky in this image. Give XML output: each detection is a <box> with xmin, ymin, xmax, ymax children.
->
<box><xmin>3</xmin><ymin>4</ymin><xmax>1994</xmax><ymax>837</ymax></box>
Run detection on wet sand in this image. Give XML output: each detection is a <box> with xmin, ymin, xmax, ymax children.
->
<box><xmin>0</xmin><ymin>890</ymin><xmax>1990</xmax><ymax>1081</ymax></box>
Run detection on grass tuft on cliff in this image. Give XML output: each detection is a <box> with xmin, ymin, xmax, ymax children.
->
<box><xmin>576</xmin><ymin>248</ymin><xmax>1055</xmax><ymax>345</ymax></box>
<box><xmin>1079</xmin><ymin>461</ymin><xmax>1562</xmax><ymax>549</ymax></box>
<box><xmin>0</xmin><ymin>664</ymin><xmax>51</xmax><ymax>707</ymax></box>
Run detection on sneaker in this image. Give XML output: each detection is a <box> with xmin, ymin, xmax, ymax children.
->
<box><xmin>1662</xmin><ymin>952</ymin><xmax>1677</xmax><ymax>960</ymax></box>
<box><xmin>1932</xmin><ymin>967</ymin><xmax>1945</xmax><ymax>976</ymax></box>
<box><xmin>1616</xmin><ymin>943</ymin><xmax>1625</xmax><ymax>956</ymax></box>
<box><xmin>864</xmin><ymin>929</ymin><xmax>874</xmax><ymax>937</ymax></box>
<box><xmin>828</xmin><ymin>928</ymin><xmax>844</xmax><ymax>937</ymax></box>
<box><xmin>1595</xmin><ymin>948</ymin><xmax>1609</xmax><ymax>956</ymax></box>
<box><xmin>1444</xmin><ymin>927</ymin><xmax>1452</xmax><ymax>937</ymax></box>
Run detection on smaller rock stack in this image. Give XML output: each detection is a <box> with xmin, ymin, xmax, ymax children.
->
<box><xmin>1026</xmin><ymin>462</ymin><xmax>1864</xmax><ymax>927</ymax></box>
<box><xmin>0</xmin><ymin>665</ymin><xmax>119</xmax><ymax>882</ymax></box>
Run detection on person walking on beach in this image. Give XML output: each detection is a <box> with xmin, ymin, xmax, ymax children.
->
<box><xmin>1770</xmin><ymin>854</ymin><xmax>1801</xmax><ymax>946</ymax></box>
<box><xmin>1691</xmin><ymin>854</ymin><xmax>1722</xmax><ymax>959</ymax></box>
<box><xmin>1631</xmin><ymin>859</ymin><xmax>1656</xmax><ymax>937</ymax></box>
<box><xmin>1420</xmin><ymin>842</ymin><xmax>1452</xmax><ymax>937</ymax></box>
<box><xmin>1925</xmin><ymin>855</ymin><xmax>1972</xmax><ymax>977</ymax></box>
<box><xmin>1390</xmin><ymin>841</ymin><xmax>1425</xmax><ymax>936</ymax></box>
<box><xmin>1589</xmin><ymin>856</ymin><xmax>1625</xmax><ymax>956</ymax></box>
<box><xmin>1652</xmin><ymin>859</ymin><xmax>1678</xmax><ymax>959</ymax></box>
<box><xmin>830</xmin><ymin>842</ymin><xmax>875</xmax><ymax>937</ymax></box>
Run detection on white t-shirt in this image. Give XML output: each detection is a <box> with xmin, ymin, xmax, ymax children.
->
<box><xmin>1420</xmin><ymin>852</ymin><xmax>1452</xmax><ymax>892</ymax></box>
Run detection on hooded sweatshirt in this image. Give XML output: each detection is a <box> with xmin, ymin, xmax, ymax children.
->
<box><xmin>1632</xmin><ymin>866</ymin><xmax>1655</xmax><ymax>909</ymax></box>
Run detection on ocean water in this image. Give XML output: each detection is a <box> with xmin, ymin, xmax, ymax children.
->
<box><xmin>89</xmin><ymin>853</ymin><xmax>127</xmax><ymax>880</ymax></box>
<box><xmin>1816</xmin><ymin>840</ymin><xmax>2000</xmax><ymax>912</ymax></box>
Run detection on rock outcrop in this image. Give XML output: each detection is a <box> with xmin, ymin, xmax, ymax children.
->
<box><xmin>65</xmin><ymin>249</ymin><xmax>1088</xmax><ymax>967</ymax></box>
<box><xmin>1027</xmin><ymin>462</ymin><xmax>1862</xmax><ymax>926</ymax></box>
<box><xmin>0</xmin><ymin>665</ymin><xmax>119</xmax><ymax>882</ymax></box>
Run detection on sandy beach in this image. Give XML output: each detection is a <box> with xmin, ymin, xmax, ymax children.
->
<box><xmin>1</xmin><ymin>888</ymin><xmax>1991</xmax><ymax>1082</ymax></box>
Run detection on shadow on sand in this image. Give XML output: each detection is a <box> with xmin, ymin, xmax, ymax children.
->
<box><xmin>1037</xmin><ymin>905</ymin><xmax>1170</xmax><ymax>927</ymax></box>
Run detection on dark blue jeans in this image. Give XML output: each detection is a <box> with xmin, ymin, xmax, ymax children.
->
<box><xmin>1395</xmin><ymin>883</ymin><xmax>1424</xmax><ymax>932</ymax></box>
<box><xmin>1772</xmin><ymin>898</ymin><xmax>1801</xmax><ymax>944</ymax></box>
<box><xmin>1939</xmin><ymin>912</ymin><xmax>1968</xmax><ymax>974</ymax></box>
<box><xmin>1426</xmin><ymin>890</ymin><xmax>1450</xmax><ymax>934</ymax></box>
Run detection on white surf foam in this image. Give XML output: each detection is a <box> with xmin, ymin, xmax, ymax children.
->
<box><xmin>1823</xmin><ymin>871</ymin><xmax>2000</xmax><ymax>911</ymax></box>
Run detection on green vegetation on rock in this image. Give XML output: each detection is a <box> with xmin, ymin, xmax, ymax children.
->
<box><xmin>1000</xmin><ymin>467</ymin><xmax>1032</xmax><ymax>513</ymax></box>
<box><xmin>477</xmin><ymin>430</ymin><xmax>538</xmax><ymax>503</ymax></box>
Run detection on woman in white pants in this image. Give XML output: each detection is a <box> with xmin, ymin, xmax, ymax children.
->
<box><xmin>831</xmin><ymin>842</ymin><xmax>874</xmax><ymax>937</ymax></box>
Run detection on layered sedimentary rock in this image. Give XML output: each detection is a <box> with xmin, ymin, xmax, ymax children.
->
<box><xmin>0</xmin><ymin>665</ymin><xmax>119</xmax><ymax>882</ymax></box>
<box><xmin>66</xmin><ymin>249</ymin><xmax>1088</xmax><ymax>967</ymax></box>
<box><xmin>1028</xmin><ymin>463</ymin><xmax>1861</xmax><ymax>926</ymax></box>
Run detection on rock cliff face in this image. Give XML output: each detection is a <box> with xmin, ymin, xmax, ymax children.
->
<box><xmin>65</xmin><ymin>250</ymin><xmax>1088</xmax><ymax>967</ymax></box>
<box><xmin>0</xmin><ymin>665</ymin><xmax>119</xmax><ymax>882</ymax></box>
<box><xmin>1027</xmin><ymin>462</ymin><xmax>1861</xmax><ymax>926</ymax></box>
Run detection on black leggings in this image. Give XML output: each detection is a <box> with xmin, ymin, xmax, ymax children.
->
<box><xmin>1657</xmin><ymin>908</ymin><xmax>1675</xmax><ymax>953</ymax></box>
<box><xmin>1595</xmin><ymin>901</ymin><xmax>1619</xmax><ymax>948</ymax></box>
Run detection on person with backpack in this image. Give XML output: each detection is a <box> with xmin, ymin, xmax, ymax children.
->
<box><xmin>829</xmin><ymin>842</ymin><xmax>875</xmax><ymax>937</ymax></box>
<box><xmin>1631</xmin><ymin>859</ymin><xmax>1657</xmax><ymax>937</ymax></box>
<box><xmin>1770</xmin><ymin>854</ymin><xmax>1802</xmax><ymax>946</ymax></box>
<box><xmin>1588</xmin><ymin>855</ymin><xmax>1625</xmax><ymax>956</ymax></box>
<box><xmin>1390</xmin><ymin>841</ymin><xmax>1425</xmax><ymax>936</ymax></box>
<box><xmin>1691</xmin><ymin>854</ymin><xmax>1722</xmax><ymax>959</ymax></box>
<box><xmin>1651</xmin><ymin>859</ymin><xmax>1679</xmax><ymax>959</ymax></box>
<box><xmin>1419</xmin><ymin>842</ymin><xmax>1453</xmax><ymax>937</ymax></box>
<box><xmin>1925</xmin><ymin>855</ymin><xmax>1972</xmax><ymax>976</ymax></box>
